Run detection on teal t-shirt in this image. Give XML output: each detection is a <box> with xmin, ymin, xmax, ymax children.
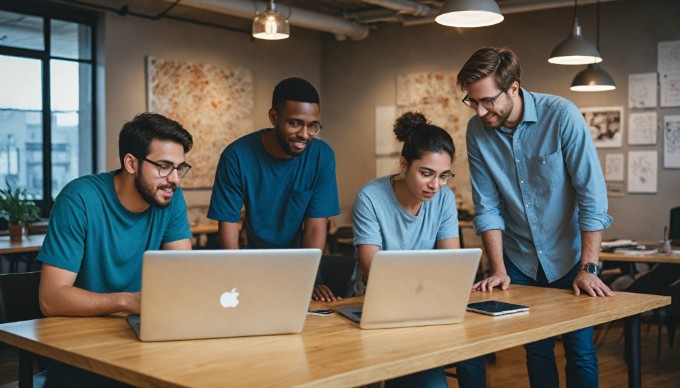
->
<box><xmin>37</xmin><ymin>171</ymin><xmax>192</xmax><ymax>293</ymax></box>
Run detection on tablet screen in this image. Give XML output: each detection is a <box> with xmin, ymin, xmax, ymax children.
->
<box><xmin>467</xmin><ymin>300</ymin><xmax>529</xmax><ymax>316</ymax></box>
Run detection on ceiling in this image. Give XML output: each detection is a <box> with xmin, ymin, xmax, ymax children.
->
<box><xmin>36</xmin><ymin>0</ymin><xmax>615</xmax><ymax>40</ymax></box>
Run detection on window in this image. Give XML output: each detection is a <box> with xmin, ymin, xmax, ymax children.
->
<box><xmin>0</xmin><ymin>5</ymin><xmax>96</xmax><ymax>212</ymax></box>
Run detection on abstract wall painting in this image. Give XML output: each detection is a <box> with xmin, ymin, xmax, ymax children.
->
<box><xmin>627</xmin><ymin>151</ymin><xmax>657</xmax><ymax>193</ymax></box>
<box><xmin>147</xmin><ymin>56</ymin><xmax>254</xmax><ymax>188</ymax></box>
<box><xmin>581</xmin><ymin>106</ymin><xmax>624</xmax><ymax>148</ymax></box>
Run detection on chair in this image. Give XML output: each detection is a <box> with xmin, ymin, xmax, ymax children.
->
<box><xmin>316</xmin><ymin>255</ymin><xmax>358</xmax><ymax>298</ymax></box>
<box><xmin>327</xmin><ymin>224</ymin><xmax>354</xmax><ymax>255</ymax></box>
<box><xmin>0</xmin><ymin>271</ymin><xmax>47</xmax><ymax>387</ymax></box>
<box><xmin>670</xmin><ymin>206</ymin><xmax>680</xmax><ymax>245</ymax></box>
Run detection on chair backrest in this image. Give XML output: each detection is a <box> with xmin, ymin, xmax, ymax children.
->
<box><xmin>317</xmin><ymin>255</ymin><xmax>358</xmax><ymax>298</ymax></box>
<box><xmin>670</xmin><ymin>206</ymin><xmax>680</xmax><ymax>243</ymax></box>
<box><xmin>0</xmin><ymin>271</ymin><xmax>44</xmax><ymax>323</ymax></box>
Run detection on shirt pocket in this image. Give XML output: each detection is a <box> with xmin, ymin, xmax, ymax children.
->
<box><xmin>285</xmin><ymin>188</ymin><xmax>313</xmax><ymax>225</ymax></box>
<box><xmin>532</xmin><ymin>149</ymin><xmax>565</xmax><ymax>188</ymax></box>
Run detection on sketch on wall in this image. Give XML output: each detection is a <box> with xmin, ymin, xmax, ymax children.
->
<box><xmin>605</xmin><ymin>153</ymin><xmax>624</xmax><ymax>182</ymax></box>
<box><xmin>658</xmin><ymin>40</ymin><xmax>680</xmax><ymax>74</ymax></box>
<box><xmin>664</xmin><ymin>115</ymin><xmax>680</xmax><ymax>168</ymax></box>
<box><xmin>660</xmin><ymin>71</ymin><xmax>680</xmax><ymax>107</ymax></box>
<box><xmin>147</xmin><ymin>56</ymin><xmax>253</xmax><ymax>189</ymax></box>
<box><xmin>375</xmin><ymin>106</ymin><xmax>400</xmax><ymax>177</ymax></box>
<box><xmin>580</xmin><ymin>106</ymin><xmax>624</xmax><ymax>148</ymax></box>
<box><xmin>628</xmin><ymin>112</ymin><xmax>657</xmax><ymax>145</ymax></box>
<box><xmin>628</xmin><ymin>73</ymin><xmax>657</xmax><ymax>108</ymax></box>
<box><xmin>627</xmin><ymin>150</ymin><xmax>657</xmax><ymax>193</ymax></box>
<box><xmin>396</xmin><ymin>72</ymin><xmax>474</xmax><ymax>211</ymax></box>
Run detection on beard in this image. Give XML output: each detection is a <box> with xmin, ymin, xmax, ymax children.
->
<box><xmin>134</xmin><ymin>171</ymin><xmax>175</xmax><ymax>208</ymax></box>
<box><xmin>275</xmin><ymin>125</ymin><xmax>306</xmax><ymax>157</ymax></box>
<box><xmin>482</xmin><ymin>96</ymin><xmax>514</xmax><ymax>129</ymax></box>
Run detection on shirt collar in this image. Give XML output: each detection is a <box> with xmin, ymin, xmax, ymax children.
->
<box><xmin>520</xmin><ymin>87</ymin><xmax>538</xmax><ymax>124</ymax></box>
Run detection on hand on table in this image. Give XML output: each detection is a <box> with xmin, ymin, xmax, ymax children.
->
<box><xmin>472</xmin><ymin>273</ymin><xmax>511</xmax><ymax>292</ymax></box>
<box><xmin>312</xmin><ymin>284</ymin><xmax>340</xmax><ymax>302</ymax></box>
<box><xmin>572</xmin><ymin>271</ymin><xmax>615</xmax><ymax>297</ymax></box>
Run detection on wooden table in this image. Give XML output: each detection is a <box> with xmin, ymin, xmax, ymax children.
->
<box><xmin>0</xmin><ymin>234</ymin><xmax>45</xmax><ymax>255</ymax></box>
<box><xmin>189</xmin><ymin>223</ymin><xmax>218</xmax><ymax>235</ymax></box>
<box><xmin>600</xmin><ymin>249</ymin><xmax>680</xmax><ymax>264</ymax></box>
<box><xmin>0</xmin><ymin>285</ymin><xmax>669</xmax><ymax>387</ymax></box>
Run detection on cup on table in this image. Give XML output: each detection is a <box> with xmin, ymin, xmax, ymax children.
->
<box><xmin>659</xmin><ymin>240</ymin><xmax>672</xmax><ymax>254</ymax></box>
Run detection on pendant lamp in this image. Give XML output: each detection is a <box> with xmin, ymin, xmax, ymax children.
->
<box><xmin>571</xmin><ymin>1</ymin><xmax>615</xmax><ymax>91</ymax></box>
<box><xmin>549</xmin><ymin>0</ymin><xmax>601</xmax><ymax>65</ymax></box>
<box><xmin>435</xmin><ymin>0</ymin><xmax>504</xmax><ymax>28</ymax></box>
<box><xmin>252</xmin><ymin>0</ymin><xmax>290</xmax><ymax>40</ymax></box>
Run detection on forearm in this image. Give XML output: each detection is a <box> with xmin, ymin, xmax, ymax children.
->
<box><xmin>480</xmin><ymin>229</ymin><xmax>506</xmax><ymax>274</ymax></box>
<box><xmin>301</xmin><ymin>218</ymin><xmax>327</xmax><ymax>250</ymax></box>
<box><xmin>40</xmin><ymin>286</ymin><xmax>139</xmax><ymax>317</ymax></box>
<box><xmin>580</xmin><ymin>230</ymin><xmax>602</xmax><ymax>265</ymax></box>
<box><xmin>218</xmin><ymin>222</ymin><xmax>240</xmax><ymax>249</ymax></box>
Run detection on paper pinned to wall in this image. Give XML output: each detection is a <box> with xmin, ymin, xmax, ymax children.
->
<box><xmin>664</xmin><ymin>115</ymin><xmax>680</xmax><ymax>168</ymax></box>
<box><xmin>581</xmin><ymin>106</ymin><xmax>624</xmax><ymax>148</ymax></box>
<box><xmin>628</xmin><ymin>111</ymin><xmax>657</xmax><ymax>145</ymax></box>
<box><xmin>628</xmin><ymin>73</ymin><xmax>657</xmax><ymax>108</ymax></box>
<box><xmin>658</xmin><ymin>40</ymin><xmax>680</xmax><ymax>74</ymax></box>
<box><xmin>660</xmin><ymin>72</ymin><xmax>680</xmax><ymax>107</ymax></box>
<box><xmin>605</xmin><ymin>153</ymin><xmax>624</xmax><ymax>182</ymax></box>
<box><xmin>627</xmin><ymin>150</ymin><xmax>658</xmax><ymax>193</ymax></box>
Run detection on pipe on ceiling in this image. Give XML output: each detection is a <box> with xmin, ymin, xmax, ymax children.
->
<box><xmin>168</xmin><ymin>0</ymin><xmax>370</xmax><ymax>41</ymax></box>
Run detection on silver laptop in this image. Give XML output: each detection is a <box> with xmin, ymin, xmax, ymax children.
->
<box><xmin>127</xmin><ymin>249</ymin><xmax>321</xmax><ymax>341</ymax></box>
<box><xmin>337</xmin><ymin>248</ymin><xmax>481</xmax><ymax>329</ymax></box>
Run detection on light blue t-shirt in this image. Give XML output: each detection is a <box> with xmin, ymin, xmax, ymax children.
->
<box><xmin>466</xmin><ymin>88</ymin><xmax>612</xmax><ymax>282</ymax></box>
<box><xmin>352</xmin><ymin>175</ymin><xmax>459</xmax><ymax>250</ymax></box>
<box><xmin>208</xmin><ymin>130</ymin><xmax>340</xmax><ymax>248</ymax></box>
<box><xmin>37</xmin><ymin>171</ymin><xmax>192</xmax><ymax>292</ymax></box>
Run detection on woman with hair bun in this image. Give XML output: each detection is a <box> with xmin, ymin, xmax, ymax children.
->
<box><xmin>352</xmin><ymin>111</ymin><xmax>486</xmax><ymax>387</ymax></box>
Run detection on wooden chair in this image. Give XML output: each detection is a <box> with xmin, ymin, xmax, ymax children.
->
<box><xmin>0</xmin><ymin>271</ymin><xmax>47</xmax><ymax>387</ymax></box>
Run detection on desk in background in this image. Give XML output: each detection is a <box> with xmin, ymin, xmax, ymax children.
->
<box><xmin>0</xmin><ymin>234</ymin><xmax>45</xmax><ymax>273</ymax></box>
<box><xmin>0</xmin><ymin>285</ymin><xmax>669</xmax><ymax>387</ymax></box>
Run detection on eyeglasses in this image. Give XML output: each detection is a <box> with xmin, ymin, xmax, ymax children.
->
<box><xmin>284</xmin><ymin>119</ymin><xmax>323</xmax><ymax>135</ymax></box>
<box><xmin>462</xmin><ymin>89</ymin><xmax>505</xmax><ymax>110</ymax></box>
<box><xmin>418</xmin><ymin>169</ymin><xmax>455</xmax><ymax>186</ymax></box>
<box><xmin>141</xmin><ymin>157</ymin><xmax>192</xmax><ymax>179</ymax></box>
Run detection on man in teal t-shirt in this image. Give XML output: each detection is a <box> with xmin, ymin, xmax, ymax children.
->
<box><xmin>37</xmin><ymin>113</ymin><xmax>194</xmax><ymax>387</ymax></box>
<box><xmin>208</xmin><ymin>78</ymin><xmax>341</xmax><ymax>302</ymax></box>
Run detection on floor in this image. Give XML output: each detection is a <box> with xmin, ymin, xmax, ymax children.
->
<box><xmin>0</xmin><ymin>318</ymin><xmax>677</xmax><ymax>387</ymax></box>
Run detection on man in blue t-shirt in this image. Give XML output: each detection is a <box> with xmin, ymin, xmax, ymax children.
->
<box><xmin>37</xmin><ymin>113</ymin><xmax>194</xmax><ymax>386</ymax></box>
<box><xmin>208</xmin><ymin>77</ymin><xmax>340</xmax><ymax>301</ymax></box>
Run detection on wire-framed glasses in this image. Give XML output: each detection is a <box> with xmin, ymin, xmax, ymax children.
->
<box><xmin>141</xmin><ymin>157</ymin><xmax>192</xmax><ymax>178</ymax></box>
<box><xmin>285</xmin><ymin>119</ymin><xmax>323</xmax><ymax>135</ymax></box>
<box><xmin>418</xmin><ymin>169</ymin><xmax>455</xmax><ymax>185</ymax></box>
<box><xmin>462</xmin><ymin>89</ymin><xmax>505</xmax><ymax>110</ymax></box>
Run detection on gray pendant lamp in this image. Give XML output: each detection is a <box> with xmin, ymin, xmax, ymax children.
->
<box><xmin>435</xmin><ymin>0</ymin><xmax>504</xmax><ymax>28</ymax></box>
<box><xmin>252</xmin><ymin>0</ymin><xmax>290</xmax><ymax>40</ymax></box>
<box><xmin>549</xmin><ymin>0</ymin><xmax>601</xmax><ymax>65</ymax></box>
<box><xmin>571</xmin><ymin>1</ymin><xmax>615</xmax><ymax>91</ymax></box>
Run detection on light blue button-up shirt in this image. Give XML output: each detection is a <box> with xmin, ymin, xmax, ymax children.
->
<box><xmin>466</xmin><ymin>88</ymin><xmax>612</xmax><ymax>282</ymax></box>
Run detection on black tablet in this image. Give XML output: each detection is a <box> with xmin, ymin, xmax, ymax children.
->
<box><xmin>467</xmin><ymin>300</ymin><xmax>529</xmax><ymax>316</ymax></box>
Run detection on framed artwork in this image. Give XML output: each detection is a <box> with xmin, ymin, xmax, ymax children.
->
<box><xmin>147</xmin><ymin>56</ymin><xmax>253</xmax><ymax>189</ymax></box>
<box><xmin>580</xmin><ymin>106</ymin><xmax>624</xmax><ymax>148</ymax></box>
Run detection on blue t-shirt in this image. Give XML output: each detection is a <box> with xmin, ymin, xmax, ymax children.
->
<box><xmin>37</xmin><ymin>171</ymin><xmax>192</xmax><ymax>292</ymax></box>
<box><xmin>466</xmin><ymin>88</ymin><xmax>612</xmax><ymax>282</ymax></box>
<box><xmin>208</xmin><ymin>130</ymin><xmax>340</xmax><ymax>248</ymax></box>
<box><xmin>352</xmin><ymin>175</ymin><xmax>459</xmax><ymax>250</ymax></box>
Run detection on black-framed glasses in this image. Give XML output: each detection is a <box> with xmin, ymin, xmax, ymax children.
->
<box><xmin>418</xmin><ymin>169</ymin><xmax>455</xmax><ymax>186</ymax></box>
<box><xmin>141</xmin><ymin>157</ymin><xmax>192</xmax><ymax>179</ymax></box>
<box><xmin>462</xmin><ymin>89</ymin><xmax>505</xmax><ymax>110</ymax></box>
<box><xmin>285</xmin><ymin>119</ymin><xmax>323</xmax><ymax>135</ymax></box>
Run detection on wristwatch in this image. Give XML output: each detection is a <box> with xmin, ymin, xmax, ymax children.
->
<box><xmin>581</xmin><ymin>262</ymin><xmax>601</xmax><ymax>276</ymax></box>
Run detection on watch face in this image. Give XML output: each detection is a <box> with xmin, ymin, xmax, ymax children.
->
<box><xmin>583</xmin><ymin>263</ymin><xmax>600</xmax><ymax>275</ymax></box>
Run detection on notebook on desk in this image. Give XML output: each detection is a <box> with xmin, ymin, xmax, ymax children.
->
<box><xmin>127</xmin><ymin>249</ymin><xmax>321</xmax><ymax>341</ymax></box>
<box><xmin>337</xmin><ymin>248</ymin><xmax>481</xmax><ymax>329</ymax></box>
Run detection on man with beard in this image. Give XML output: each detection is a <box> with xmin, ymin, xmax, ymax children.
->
<box><xmin>36</xmin><ymin>113</ymin><xmax>193</xmax><ymax>385</ymax></box>
<box><xmin>457</xmin><ymin>47</ymin><xmax>614</xmax><ymax>388</ymax></box>
<box><xmin>208</xmin><ymin>77</ymin><xmax>341</xmax><ymax>301</ymax></box>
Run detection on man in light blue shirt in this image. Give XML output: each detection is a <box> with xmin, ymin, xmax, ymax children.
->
<box><xmin>457</xmin><ymin>47</ymin><xmax>614</xmax><ymax>388</ymax></box>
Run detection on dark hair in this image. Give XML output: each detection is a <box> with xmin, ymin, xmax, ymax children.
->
<box><xmin>457</xmin><ymin>46</ymin><xmax>521</xmax><ymax>91</ymax></box>
<box><xmin>118</xmin><ymin>112</ymin><xmax>193</xmax><ymax>166</ymax></box>
<box><xmin>272</xmin><ymin>77</ymin><xmax>320</xmax><ymax>111</ymax></box>
<box><xmin>393</xmin><ymin>111</ymin><xmax>455</xmax><ymax>165</ymax></box>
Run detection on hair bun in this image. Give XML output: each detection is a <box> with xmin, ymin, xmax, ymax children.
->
<box><xmin>393</xmin><ymin>111</ymin><xmax>427</xmax><ymax>142</ymax></box>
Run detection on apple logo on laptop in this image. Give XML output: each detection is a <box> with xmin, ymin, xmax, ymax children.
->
<box><xmin>220</xmin><ymin>288</ymin><xmax>240</xmax><ymax>308</ymax></box>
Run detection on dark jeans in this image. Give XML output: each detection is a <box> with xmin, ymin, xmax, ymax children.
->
<box><xmin>384</xmin><ymin>355</ymin><xmax>486</xmax><ymax>388</ymax></box>
<box><xmin>505</xmin><ymin>259</ymin><xmax>598</xmax><ymax>388</ymax></box>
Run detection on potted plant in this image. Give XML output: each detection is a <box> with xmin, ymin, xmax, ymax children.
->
<box><xmin>0</xmin><ymin>183</ymin><xmax>40</xmax><ymax>242</ymax></box>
